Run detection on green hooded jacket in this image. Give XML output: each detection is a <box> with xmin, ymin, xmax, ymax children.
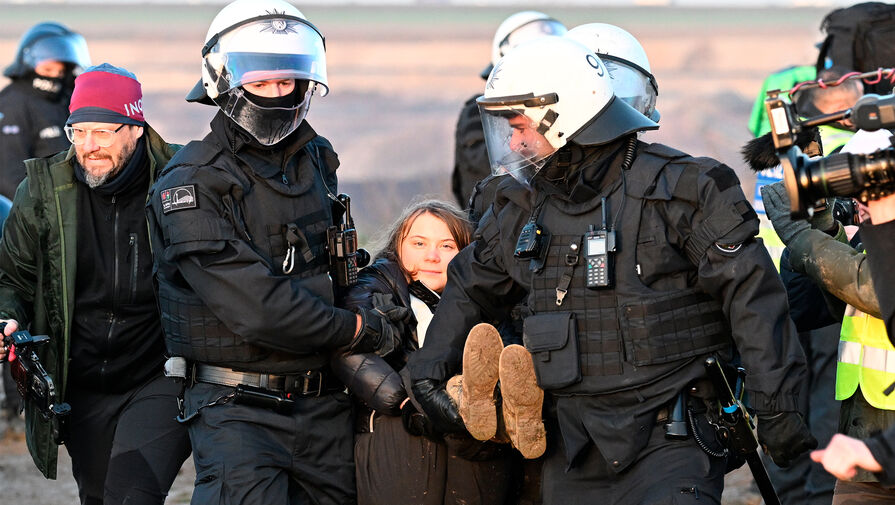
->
<box><xmin>0</xmin><ymin>125</ymin><xmax>179</xmax><ymax>478</ymax></box>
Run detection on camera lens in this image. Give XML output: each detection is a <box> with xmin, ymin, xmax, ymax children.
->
<box><xmin>783</xmin><ymin>146</ymin><xmax>895</xmax><ymax>216</ymax></box>
<box><xmin>813</xmin><ymin>154</ymin><xmax>857</xmax><ymax>200</ymax></box>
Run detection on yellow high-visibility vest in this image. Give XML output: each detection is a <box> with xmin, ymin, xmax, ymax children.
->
<box><xmin>836</xmin><ymin>303</ymin><xmax>895</xmax><ymax>410</ymax></box>
<box><xmin>818</xmin><ymin>124</ymin><xmax>853</xmax><ymax>155</ymax></box>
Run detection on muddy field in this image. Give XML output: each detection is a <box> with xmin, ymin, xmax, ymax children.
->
<box><xmin>2</xmin><ymin>4</ymin><xmax>827</xmax><ymax>238</ymax></box>
<box><xmin>0</xmin><ymin>3</ymin><xmax>831</xmax><ymax>503</ymax></box>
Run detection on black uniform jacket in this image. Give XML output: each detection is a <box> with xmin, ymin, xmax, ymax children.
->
<box><xmin>409</xmin><ymin>139</ymin><xmax>807</xmax><ymax>469</ymax></box>
<box><xmin>0</xmin><ymin>79</ymin><xmax>70</xmax><ymax>199</ymax></box>
<box><xmin>147</xmin><ymin>114</ymin><xmax>357</xmax><ymax>362</ymax></box>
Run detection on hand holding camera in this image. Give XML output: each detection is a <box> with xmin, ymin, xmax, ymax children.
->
<box><xmin>762</xmin><ymin>76</ymin><xmax>895</xmax><ymax>218</ymax></box>
<box><xmin>0</xmin><ymin>318</ymin><xmax>15</xmax><ymax>361</ymax></box>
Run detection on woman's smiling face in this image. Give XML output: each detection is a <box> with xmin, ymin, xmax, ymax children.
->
<box><xmin>399</xmin><ymin>212</ymin><xmax>460</xmax><ymax>293</ymax></box>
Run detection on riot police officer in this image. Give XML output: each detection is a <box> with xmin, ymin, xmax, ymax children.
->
<box><xmin>451</xmin><ymin>11</ymin><xmax>566</xmax><ymax>214</ymax></box>
<box><xmin>0</xmin><ymin>22</ymin><xmax>90</xmax><ymax>199</ymax></box>
<box><xmin>409</xmin><ymin>36</ymin><xmax>816</xmax><ymax>504</ymax></box>
<box><xmin>146</xmin><ymin>1</ymin><xmax>402</xmax><ymax>504</ymax></box>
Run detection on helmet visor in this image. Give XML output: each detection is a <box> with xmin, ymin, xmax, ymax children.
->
<box><xmin>215</xmin><ymin>84</ymin><xmax>314</xmax><ymax>146</ymax></box>
<box><xmin>24</xmin><ymin>33</ymin><xmax>91</xmax><ymax>71</ymax></box>
<box><xmin>205</xmin><ymin>18</ymin><xmax>327</xmax><ymax>97</ymax></box>
<box><xmin>498</xmin><ymin>19</ymin><xmax>567</xmax><ymax>58</ymax></box>
<box><xmin>479</xmin><ymin>105</ymin><xmax>557</xmax><ymax>186</ymax></box>
<box><xmin>604</xmin><ymin>60</ymin><xmax>657</xmax><ymax>119</ymax></box>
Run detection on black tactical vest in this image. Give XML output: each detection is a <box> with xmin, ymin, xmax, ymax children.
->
<box><xmin>155</xmin><ymin>138</ymin><xmax>335</xmax><ymax>373</ymax></box>
<box><xmin>524</xmin><ymin>144</ymin><xmax>732</xmax><ymax>395</ymax></box>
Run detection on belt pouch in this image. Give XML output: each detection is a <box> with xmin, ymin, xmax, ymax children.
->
<box><xmin>233</xmin><ymin>384</ymin><xmax>295</xmax><ymax>414</ymax></box>
<box><xmin>522</xmin><ymin>312</ymin><xmax>581</xmax><ymax>390</ymax></box>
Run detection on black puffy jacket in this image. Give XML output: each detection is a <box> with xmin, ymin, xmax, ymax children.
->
<box><xmin>332</xmin><ymin>257</ymin><xmax>419</xmax><ymax>416</ymax></box>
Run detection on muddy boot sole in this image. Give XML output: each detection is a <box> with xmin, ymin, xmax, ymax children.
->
<box><xmin>446</xmin><ymin>375</ymin><xmax>464</xmax><ymax>408</ymax></box>
<box><xmin>459</xmin><ymin>323</ymin><xmax>503</xmax><ymax>441</ymax></box>
<box><xmin>500</xmin><ymin>344</ymin><xmax>546</xmax><ymax>459</ymax></box>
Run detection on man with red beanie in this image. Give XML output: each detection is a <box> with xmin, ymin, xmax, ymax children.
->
<box><xmin>0</xmin><ymin>63</ymin><xmax>190</xmax><ymax>505</ymax></box>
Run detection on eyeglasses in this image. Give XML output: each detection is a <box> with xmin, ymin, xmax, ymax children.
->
<box><xmin>64</xmin><ymin>124</ymin><xmax>126</xmax><ymax>148</ymax></box>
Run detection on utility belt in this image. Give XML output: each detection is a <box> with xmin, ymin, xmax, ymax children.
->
<box><xmin>655</xmin><ymin>377</ymin><xmax>749</xmax><ymax>474</ymax></box>
<box><xmin>193</xmin><ymin>363</ymin><xmax>344</xmax><ymax>397</ymax></box>
<box><xmin>165</xmin><ymin>358</ymin><xmax>346</xmax><ymax>420</ymax></box>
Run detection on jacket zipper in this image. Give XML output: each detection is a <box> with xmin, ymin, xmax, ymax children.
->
<box><xmin>102</xmin><ymin>195</ymin><xmax>121</xmax><ymax>382</ymax></box>
<box><xmin>129</xmin><ymin>233</ymin><xmax>138</xmax><ymax>303</ymax></box>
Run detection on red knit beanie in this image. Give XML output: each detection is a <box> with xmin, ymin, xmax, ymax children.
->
<box><xmin>67</xmin><ymin>63</ymin><xmax>144</xmax><ymax>125</ymax></box>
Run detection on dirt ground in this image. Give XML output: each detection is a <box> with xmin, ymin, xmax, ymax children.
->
<box><xmin>0</xmin><ymin>4</ymin><xmax>831</xmax><ymax>503</ymax></box>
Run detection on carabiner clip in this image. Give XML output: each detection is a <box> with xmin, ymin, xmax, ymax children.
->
<box><xmin>283</xmin><ymin>245</ymin><xmax>296</xmax><ymax>275</ymax></box>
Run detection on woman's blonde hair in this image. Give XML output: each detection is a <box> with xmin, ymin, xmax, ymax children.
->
<box><xmin>375</xmin><ymin>199</ymin><xmax>473</xmax><ymax>274</ymax></box>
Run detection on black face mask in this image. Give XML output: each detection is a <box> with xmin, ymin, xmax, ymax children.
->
<box><xmin>27</xmin><ymin>72</ymin><xmax>66</xmax><ymax>101</ymax></box>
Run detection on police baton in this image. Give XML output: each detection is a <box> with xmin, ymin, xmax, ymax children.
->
<box><xmin>704</xmin><ymin>356</ymin><xmax>781</xmax><ymax>505</ymax></box>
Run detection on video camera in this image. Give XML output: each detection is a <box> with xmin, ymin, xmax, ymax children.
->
<box><xmin>327</xmin><ymin>193</ymin><xmax>370</xmax><ymax>288</ymax></box>
<box><xmin>3</xmin><ymin>325</ymin><xmax>70</xmax><ymax>443</ymax></box>
<box><xmin>765</xmin><ymin>70</ymin><xmax>895</xmax><ymax>218</ymax></box>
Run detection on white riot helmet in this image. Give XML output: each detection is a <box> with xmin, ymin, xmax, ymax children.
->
<box><xmin>478</xmin><ymin>37</ymin><xmax>658</xmax><ymax>187</ymax></box>
<box><xmin>188</xmin><ymin>0</ymin><xmax>328</xmax><ymax>146</ymax></box>
<box><xmin>566</xmin><ymin>23</ymin><xmax>659</xmax><ymax>122</ymax></box>
<box><xmin>480</xmin><ymin>11</ymin><xmax>567</xmax><ymax>79</ymax></box>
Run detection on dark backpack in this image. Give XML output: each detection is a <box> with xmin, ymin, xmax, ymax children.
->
<box><xmin>816</xmin><ymin>2</ymin><xmax>895</xmax><ymax>94</ymax></box>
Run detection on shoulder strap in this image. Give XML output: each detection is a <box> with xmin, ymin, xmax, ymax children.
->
<box><xmin>160</xmin><ymin>139</ymin><xmax>223</xmax><ymax>177</ymax></box>
<box><xmin>303</xmin><ymin>136</ymin><xmax>339</xmax><ymax>199</ymax></box>
<box><xmin>624</xmin><ymin>143</ymin><xmax>689</xmax><ymax>198</ymax></box>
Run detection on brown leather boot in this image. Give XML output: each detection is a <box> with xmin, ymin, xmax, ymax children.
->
<box><xmin>499</xmin><ymin>344</ymin><xmax>546</xmax><ymax>459</ymax></box>
<box><xmin>451</xmin><ymin>323</ymin><xmax>503</xmax><ymax>441</ymax></box>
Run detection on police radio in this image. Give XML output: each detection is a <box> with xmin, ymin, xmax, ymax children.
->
<box><xmin>327</xmin><ymin>194</ymin><xmax>370</xmax><ymax>288</ymax></box>
<box><xmin>514</xmin><ymin>219</ymin><xmax>544</xmax><ymax>259</ymax></box>
<box><xmin>584</xmin><ymin>198</ymin><xmax>616</xmax><ymax>289</ymax></box>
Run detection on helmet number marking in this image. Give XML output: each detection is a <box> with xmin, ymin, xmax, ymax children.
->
<box><xmin>586</xmin><ymin>54</ymin><xmax>605</xmax><ymax>77</ymax></box>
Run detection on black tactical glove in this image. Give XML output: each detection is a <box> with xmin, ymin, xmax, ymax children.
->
<box><xmin>410</xmin><ymin>378</ymin><xmax>466</xmax><ymax>435</ymax></box>
<box><xmin>343</xmin><ymin>306</ymin><xmax>410</xmax><ymax>357</ymax></box>
<box><xmin>760</xmin><ymin>181</ymin><xmax>811</xmax><ymax>245</ymax></box>
<box><xmin>757</xmin><ymin>411</ymin><xmax>818</xmax><ymax>467</ymax></box>
<box><xmin>401</xmin><ymin>400</ymin><xmax>441</xmax><ymax>440</ymax></box>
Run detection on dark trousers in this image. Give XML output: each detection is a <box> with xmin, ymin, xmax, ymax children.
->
<box><xmin>184</xmin><ymin>382</ymin><xmax>356</xmax><ymax>505</ymax></box>
<box><xmin>541</xmin><ymin>421</ymin><xmax>726</xmax><ymax>505</ymax></box>
<box><xmin>764</xmin><ymin>324</ymin><xmax>840</xmax><ymax>505</ymax></box>
<box><xmin>64</xmin><ymin>372</ymin><xmax>191</xmax><ymax>505</ymax></box>
<box><xmin>355</xmin><ymin>413</ymin><xmax>513</xmax><ymax>505</ymax></box>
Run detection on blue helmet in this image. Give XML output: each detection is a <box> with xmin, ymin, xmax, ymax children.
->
<box><xmin>4</xmin><ymin>22</ymin><xmax>91</xmax><ymax>78</ymax></box>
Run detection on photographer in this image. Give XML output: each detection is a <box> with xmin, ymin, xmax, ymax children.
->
<box><xmin>763</xmin><ymin>130</ymin><xmax>895</xmax><ymax>492</ymax></box>
<box><xmin>809</xmin><ymin>191</ymin><xmax>895</xmax><ymax>486</ymax></box>
<box><xmin>0</xmin><ymin>64</ymin><xmax>190</xmax><ymax>504</ymax></box>
<box><xmin>759</xmin><ymin>130</ymin><xmax>891</xmax><ymax>319</ymax></box>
